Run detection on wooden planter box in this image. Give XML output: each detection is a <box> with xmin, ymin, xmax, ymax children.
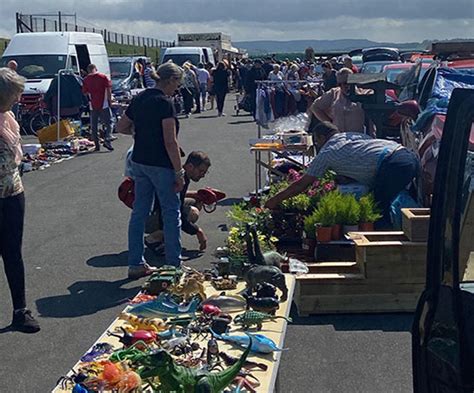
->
<box><xmin>402</xmin><ymin>208</ymin><xmax>430</xmax><ymax>242</ymax></box>
<box><xmin>283</xmin><ymin>231</ymin><xmax>428</xmax><ymax>316</ymax></box>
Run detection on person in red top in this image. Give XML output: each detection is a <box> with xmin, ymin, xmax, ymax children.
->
<box><xmin>82</xmin><ymin>64</ymin><xmax>114</xmax><ymax>151</ymax></box>
<box><xmin>343</xmin><ymin>56</ymin><xmax>359</xmax><ymax>74</ymax></box>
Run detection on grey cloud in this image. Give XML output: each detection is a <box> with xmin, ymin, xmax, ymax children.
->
<box><xmin>5</xmin><ymin>0</ymin><xmax>474</xmax><ymax>24</ymax></box>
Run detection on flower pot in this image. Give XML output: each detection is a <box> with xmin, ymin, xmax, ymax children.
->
<box><xmin>343</xmin><ymin>224</ymin><xmax>359</xmax><ymax>234</ymax></box>
<box><xmin>316</xmin><ymin>226</ymin><xmax>332</xmax><ymax>243</ymax></box>
<box><xmin>331</xmin><ymin>224</ymin><xmax>342</xmax><ymax>240</ymax></box>
<box><xmin>302</xmin><ymin>237</ymin><xmax>317</xmax><ymax>256</ymax></box>
<box><xmin>359</xmin><ymin>222</ymin><xmax>374</xmax><ymax>231</ymax></box>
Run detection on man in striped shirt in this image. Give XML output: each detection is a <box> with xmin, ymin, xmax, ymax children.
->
<box><xmin>265</xmin><ymin>122</ymin><xmax>419</xmax><ymax>225</ymax></box>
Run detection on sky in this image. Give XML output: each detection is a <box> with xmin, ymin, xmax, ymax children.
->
<box><xmin>0</xmin><ymin>0</ymin><xmax>473</xmax><ymax>43</ymax></box>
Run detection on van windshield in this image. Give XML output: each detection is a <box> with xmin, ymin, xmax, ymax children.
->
<box><xmin>1</xmin><ymin>55</ymin><xmax>67</xmax><ymax>79</ymax></box>
<box><xmin>110</xmin><ymin>61</ymin><xmax>132</xmax><ymax>79</ymax></box>
<box><xmin>162</xmin><ymin>54</ymin><xmax>200</xmax><ymax>66</ymax></box>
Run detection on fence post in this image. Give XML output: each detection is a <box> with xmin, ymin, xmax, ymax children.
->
<box><xmin>121</xmin><ymin>34</ymin><xmax>124</xmax><ymax>45</ymax></box>
<box><xmin>44</xmin><ymin>18</ymin><xmax>47</xmax><ymax>32</ymax></box>
<box><xmin>65</xmin><ymin>22</ymin><xmax>68</xmax><ymax>31</ymax></box>
<box><xmin>127</xmin><ymin>35</ymin><xmax>130</xmax><ymax>45</ymax></box>
<box><xmin>75</xmin><ymin>24</ymin><xmax>78</xmax><ymax>32</ymax></box>
<box><xmin>58</xmin><ymin>11</ymin><xmax>62</xmax><ymax>31</ymax></box>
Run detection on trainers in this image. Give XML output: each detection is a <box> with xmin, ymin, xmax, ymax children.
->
<box><xmin>128</xmin><ymin>263</ymin><xmax>158</xmax><ymax>280</ymax></box>
<box><xmin>12</xmin><ymin>309</ymin><xmax>40</xmax><ymax>333</ymax></box>
<box><xmin>103</xmin><ymin>142</ymin><xmax>114</xmax><ymax>151</ymax></box>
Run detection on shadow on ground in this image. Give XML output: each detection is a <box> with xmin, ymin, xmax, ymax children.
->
<box><xmin>87</xmin><ymin>251</ymin><xmax>129</xmax><ymax>268</ymax></box>
<box><xmin>35</xmin><ymin>278</ymin><xmax>141</xmax><ymax>318</ymax></box>
<box><xmin>289</xmin><ymin>303</ymin><xmax>413</xmax><ymax>332</ymax></box>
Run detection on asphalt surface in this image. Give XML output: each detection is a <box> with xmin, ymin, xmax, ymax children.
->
<box><xmin>0</xmin><ymin>95</ymin><xmax>413</xmax><ymax>392</ymax></box>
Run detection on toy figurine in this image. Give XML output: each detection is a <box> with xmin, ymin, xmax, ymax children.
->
<box><xmin>211</xmin><ymin>330</ymin><xmax>285</xmax><ymax>354</ymax></box>
<box><xmin>234</xmin><ymin>310</ymin><xmax>292</xmax><ymax>330</ymax></box>
<box><xmin>244</xmin><ymin>265</ymin><xmax>288</xmax><ymax>301</ymax></box>
<box><xmin>245</xmin><ymin>295</ymin><xmax>280</xmax><ymax>315</ymax></box>
<box><xmin>170</xmin><ymin>277</ymin><xmax>207</xmax><ymax>301</ymax></box>
<box><xmin>131</xmin><ymin>337</ymin><xmax>252</xmax><ymax>393</ymax></box>
<box><xmin>127</xmin><ymin>297</ymin><xmax>200</xmax><ymax>318</ymax></box>
<box><xmin>219</xmin><ymin>352</ymin><xmax>268</xmax><ymax>371</ymax></box>
<box><xmin>202</xmin><ymin>293</ymin><xmax>247</xmax><ymax>312</ymax></box>
<box><xmin>245</xmin><ymin>225</ymin><xmax>288</xmax><ymax>268</ymax></box>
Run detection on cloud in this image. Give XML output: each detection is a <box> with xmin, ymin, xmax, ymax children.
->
<box><xmin>0</xmin><ymin>0</ymin><xmax>473</xmax><ymax>42</ymax></box>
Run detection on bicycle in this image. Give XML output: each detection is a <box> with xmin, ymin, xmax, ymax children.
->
<box><xmin>17</xmin><ymin>93</ymin><xmax>55</xmax><ymax>136</ymax></box>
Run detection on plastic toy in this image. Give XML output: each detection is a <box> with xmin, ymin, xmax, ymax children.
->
<box><xmin>246</xmin><ymin>295</ymin><xmax>280</xmax><ymax>315</ymax></box>
<box><xmin>244</xmin><ymin>265</ymin><xmax>288</xmax><ymax>301</ymax></box>
<box><xmin>211</xmin><ymin>330</ymin><xmax>285</xmax><ymax>354</ymax></box>
<box><xmin>127</xmin><ymin>297</ymin><xmax>200</xmax><ymax>318</ymax></box>
<box><xmin>201</xmin><ymin>293</ymin><xmax>247</xmax><ymax>312</ymax></box>
<box><xmin>219</xmin><ymin>352</ymin><xmax>268</xmax><ymax>371</ymax></box>
<box><xmin>108</xmin><ymin>326</ymin><xmax>158</xmax><ymax>348</ymax></box>
<box><xmin>119</xmin><ymin>312</ymin><xmax>168</xmax><ymax>332</ymax></box>
<box><xmin>142</xmin><ymin>265</ymin><xmax>183</xmax><ymax>295</ymax></box>
<box><xmin>131</xmin><ymin>337</ymin><xmax>252</xmax><ymax>393</ymax></box>
<box><xmin>234</xmin><ymin>310</ymin><xmax>292</xmax><ymax>330</ymax></box>
<box><xmin>80</xmin><ymin>343</ymin><xmax>114</xmax><ymax>362</ymax></box>
<box><xmin>170</xmin><ymin>277</ymin><xmax>207</xmax><ymax>301</ymax></box>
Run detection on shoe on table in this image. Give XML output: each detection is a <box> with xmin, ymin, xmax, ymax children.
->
<box><xmin>128</xmin><ymin>263</ymin><xmax>158</xmax><ymax>280</ymax></box>
<box><xmin>12</xmin><ymin>309</ymin><xmax>40</xmax><ymax>333</ymax></box>
<box><xmin>103</xmin><ymin>141</ymin><xmax>114</xmax><ymax>151</ymax></box>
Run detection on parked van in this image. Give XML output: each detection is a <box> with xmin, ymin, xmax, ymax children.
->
<box><xmin>161</xmin><ymin>47</ymin><xmax>215</xmax><ymax>66</ymax></box>
<box><xmin>0</xmin><ymin>32</ymin><xmax>110</xmax><ymax>96</ymax></box>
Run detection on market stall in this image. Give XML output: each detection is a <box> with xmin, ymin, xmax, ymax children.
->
<box><xmin>52</xmin><ymin>267</ymin><xmax>295</xmax><ymax>393</ymax></box>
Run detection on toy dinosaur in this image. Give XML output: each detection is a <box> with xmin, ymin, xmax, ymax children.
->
<box><xmin>132</xmin><ymin>336</ymin><xmax>252</xmax><ymax>393</ymax></box>
<box><xmin>128</xmin><ymin>297</ymin><xmax>201</xmax><ymax>318</ymax></box>
<box><xmin>245</xmin><ymin>225</ymin><xmax>288</xmax><ymax>268</ymax></box>
<box><xmin>219</xmin><ymin>352</ymin><xmax>268</xmax><ymax>371</ymax></box>
<box><xmin>170</xmin><ymin>277</ymin><xmax>207</xmax><ymax>301</ymax></box>
<box><xmin>243</xmin><ymin>265</ymin><xmax>288</xmax><ymax>302</ymax></box>
<box><xmin>211</xmin><ymin>330</ymin><xmax>285</xmax><ymax>354</ymax></box>
<box><xmin>234</xmin><ymin>310</ymin><xmax>291</xmax><ymax>330</ymax></box>
<box><xmin>119</xmin><ymin>312</ymin><xmax>169</xmax><ymax>332</ymax></box>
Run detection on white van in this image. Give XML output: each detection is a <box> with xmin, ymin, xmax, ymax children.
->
<box><xmin>1</xmin><ymin>32</ymin><xmax>110</xmax><ymax>95</ymax></box>
<box><xmin>161</xmin><ymin>47</ymin><xmax>215</xmax><ymax>67</ymax></box>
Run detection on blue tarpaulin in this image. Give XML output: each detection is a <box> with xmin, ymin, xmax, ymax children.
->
<box><xmin>412</xmin><ymin>67</ymin><xmax>474</xmax><ymax>132</ymax></box>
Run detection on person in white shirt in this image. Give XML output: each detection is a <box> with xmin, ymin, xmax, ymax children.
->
<box><xmin>195</xmin><ymin>63</ymin><xmax>210</xmax><ymax>111</ymax></box>
<box><xmin>268</xmin><ymin>64</ymin><xmax>284</xmax><ymax>82</ymax></box>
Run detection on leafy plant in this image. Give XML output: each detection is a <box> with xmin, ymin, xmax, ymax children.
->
<box><xmin>280</xmin><ymin>193</ymin><xmax>311</xmax><ymax>212</ymax></box>
<box><xmin>340</xmin><ymin>194</ymin><xmax>360</xmax><ymax>225</ymax></box>
<box><xmin>303</xmin><ymin>210</ymin><xmax>319</xmax><ymax>239</ymax></box>
<box><xmin>313</xmin><ymin>196</ymin><xmax>336</xmax><ymax>227</ymax></box>
<box><xmin>359</xmin><ymin>193</ymin><xmax>382</xmax><ymax>223</ymax></box>
<box><xmin>225</xmin><ymin>226</ymin><xmax>277</xmax><ymax>257</ymax></box>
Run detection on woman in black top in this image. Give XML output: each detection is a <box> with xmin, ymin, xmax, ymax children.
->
<box><xmin>117</xmin><ymin>62</ymin><xmax>184</xmax><ymax>279</ymax></box>
<box><xmin>212</xmin><ymin>61</ymin><xmax>230</xmax><ymax>117</ymax></box>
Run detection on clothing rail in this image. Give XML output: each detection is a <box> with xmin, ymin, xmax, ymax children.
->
<box><xmin>252</xmin><ymin>79</ymin><xmax>317</xmax><ymax>196</ymax></box>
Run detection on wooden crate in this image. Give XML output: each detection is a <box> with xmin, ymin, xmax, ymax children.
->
<box><xmin>349</xmin><ymin>231</ymin><xmax>427</xmax><ymax>284</ymax></box>
<box><xmin>286</xmin><ymin>231</ymin><xmax>428</xmax><ymax>316</ymax></box>
<box><xmin>402</xmin><ymin>208</ymin><xmax>430</xmax><ymax>242</ymax></box>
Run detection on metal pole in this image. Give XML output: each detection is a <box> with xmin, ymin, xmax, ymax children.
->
<box><xmin>58</xmin><ymin>11</ymin><xmax>62</xmax><ymax>32</ymax></box>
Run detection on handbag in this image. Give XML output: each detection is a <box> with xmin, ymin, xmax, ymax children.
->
<box><xmin>118</xmin><ymin>176</ymin><xmax>135</xmax><ymax>209</ymax></box>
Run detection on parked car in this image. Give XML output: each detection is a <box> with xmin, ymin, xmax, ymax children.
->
<box><xmin>360</xmin><ymin>60</ymin><xmax>401</xmax><ymax>74</ymax></box>
<box><xmin>109</xmin><ymin>56</ymin><xmax>148</xmax><ymax>100</ymax></box>
<box><xmin>412</xmin><ymin>87</ymin><xmax>474</xmax><ymax>393</ymax></box>
<box><xmin>383</xmin><ymin>62</ymin><xmax>430</xmax><ymax>85</ymax></box>
<box><xmin>362</xmin><ymin>47</ymin><xmax>400</xmax><ymax>63</ymax></box>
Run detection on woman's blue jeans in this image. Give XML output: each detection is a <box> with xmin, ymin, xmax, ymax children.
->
<box><xmin>128</xmin><ymin>161</ymin><xmax>181</xmax><ymax>267</ymax></box>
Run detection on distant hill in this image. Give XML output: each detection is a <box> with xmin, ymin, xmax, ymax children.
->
<box><xmin>234</xmin><ymin>39</ymin><xmax>429</xmax><ymax>55</ymax></box>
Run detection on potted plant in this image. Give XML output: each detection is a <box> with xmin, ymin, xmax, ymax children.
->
<box><xmin>341</xmin><ymin>194</ymin><xmax>360</xmax><ymax>234</ymax></box>
<box><xmin>313</xmin><ymin>197</ymin><xmax>336</xmax><ymax>242</ymax></box>
<box><xmin>328</xmin><ymin>191</ymin><xmax>344</xmax><ymax>240</ymax></box>
<box><xmin>358</xmin><ymin>194</ymin><xmax>382</xmax><ymax>231</ymax></box>
<box><xmin>303</xmin><ymin>211</ymin><xmax>318</xmax><ymax>256</ymax></box>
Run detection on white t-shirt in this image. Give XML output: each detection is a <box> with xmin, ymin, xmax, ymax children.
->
<box><xmin>196</xmin><ymin>68</ymin><xmax>210</xmax><ymax>84</ymax></box>
<box><xmin>268</xmin><ymin>71</ymin><xmax>284</xmax><ymax>81</ymax></box>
